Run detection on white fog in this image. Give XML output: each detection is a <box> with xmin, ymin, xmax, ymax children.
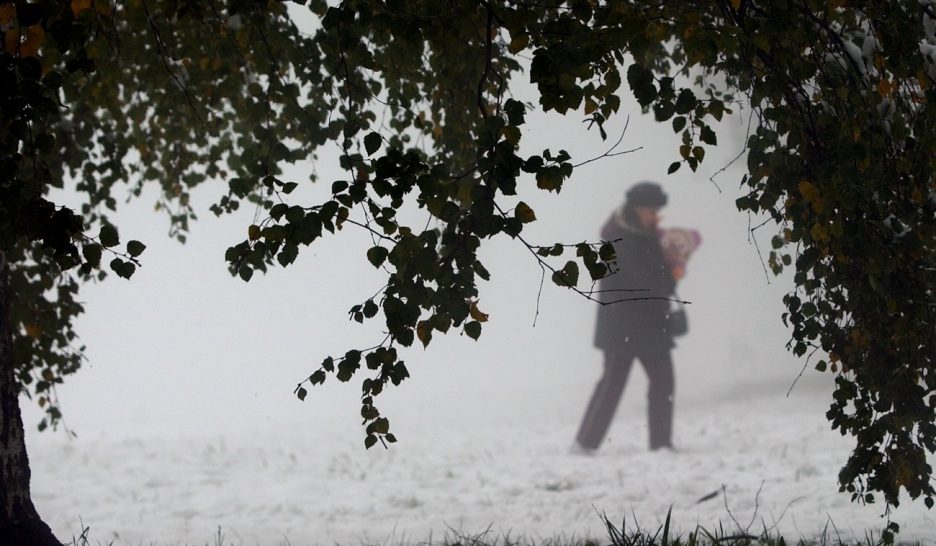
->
<box><xmin>21</xmin><ymin>78</ymin><xmax>936</xmax><ymax>544</ymax></box>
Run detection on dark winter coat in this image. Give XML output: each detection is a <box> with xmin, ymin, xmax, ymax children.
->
<box><xmin>593</xmin><ymin>211</ymin><xmax>676</xmax><ymax>354</ymax></box>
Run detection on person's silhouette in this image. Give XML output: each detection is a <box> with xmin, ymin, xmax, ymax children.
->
<box><xmin>574</xmin><ymin>181</ymin><xmax>685</xmax><ymax>453</ymax></box>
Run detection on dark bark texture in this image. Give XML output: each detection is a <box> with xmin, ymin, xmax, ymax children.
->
<box><xmin>0</xmin><ymin>254</ymin><xmax>61</xmax><ymax>546</ymax></box>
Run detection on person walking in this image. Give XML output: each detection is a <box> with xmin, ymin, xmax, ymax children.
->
<box><xmin>573</xmin><ymin>181</ymin><xmax>690</xmax><ymax>453</ymax></box>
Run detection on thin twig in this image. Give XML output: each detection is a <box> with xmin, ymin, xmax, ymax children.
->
<box><xmin>572</xmin><ymin>116</ymin><xmax>642</xmax><ymax>169</ymax></box>
<box><xmin>476</xmin><ymin>2</ymin><xmax>495</xmax><ymax>120</ymax></box>
<box><xmin>140</xmin><ymin>0</ymin><xmax>206</xmax><ymax>127</ymax></box>
<box><xmin>709</xmin><ymin>91</ymin><xmax>757</xmax><ymax>193</ymax></box>
<box><xmin>532</xmin><ymin>262</ymin><xmax>545</xmax><ymax>327</ymax></box>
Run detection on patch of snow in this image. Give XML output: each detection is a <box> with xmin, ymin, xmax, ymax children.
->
<box><xmin>28</xmin><ymin>384</ymin><xmax>936</xmax><ymax>545</ymax></box>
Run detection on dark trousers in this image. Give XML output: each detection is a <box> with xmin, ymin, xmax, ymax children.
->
<box><xmin>576</xmin><ymin>349</ymin><xmax>674</xmax><ymax>450</ymax></box>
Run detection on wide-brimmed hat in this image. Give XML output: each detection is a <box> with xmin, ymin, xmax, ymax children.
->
<box><xmin>626</xmin><ymin>181</ymin><xmax>667</xmax><ymax>208</ymax></box>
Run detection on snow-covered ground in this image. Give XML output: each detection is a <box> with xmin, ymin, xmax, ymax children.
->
<box><xmin>28</xmin><ymin>379</ymin><xmax>936</xmax><ymax>546</ymax></box>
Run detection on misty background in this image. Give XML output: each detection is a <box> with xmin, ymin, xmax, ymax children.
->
<box><xmin>21</xmin><ymin>84</ymin><xmax>822</xmax><ymax>449</ymax></box>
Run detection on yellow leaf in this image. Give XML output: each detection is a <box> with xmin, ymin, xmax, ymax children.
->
<box><xmin>71</xmin><ymin>0</ymin><xmax>92</xmax><ymax>17</ymax></box>
<box><xmin>730</xmin><ymin>0</ymin><xmax>741</xmax><ymax>9</ymax></box>
<box><xmin>811</xmin><ymin>196</ymin><xmax>825</xmax><ymax>213</ymax></box>
<box><xmin>336</xmin><ymin>206</ymin><xmax>349</xmax><ymax>229</ymax></box>
<box><xmin>20</xmin><ymin>25</ymin><xmax>44</xmax><ymax>58</ymax></box>
<box><xmin>456</xmin><ymin>179</ymin><xmax>475</xmax><ymax>205</ymax></box>
<box><xmin>507</xmin><ymin>34</ymin><xmax>529</xmax><ymax>54</ymax></box>
<box><xmin>876</xmin><ymin>78</ymin><xmax>893</xmax><ymax>97</ymax></box>
<box><xmin>502</xmin><ymin>125</ymin><xmax>521</xmax><ymax>146</ymax></box>
<box><xmin>248</xmin><ymin>224</ymin><xmax>260</xmax><ymax>240</ymax></box>
<box><xmin>514</xmin><ymin>201</ymin><xmax>536</xmax><ymax>223</ymax></box>
<box><xmin>4</xmin><ymin>29</ymin><xmax>17</xmax><ymax>54</ymax></box>
<box><xmin>798</xmin><ymin>180</ymin><xmax>819</xmax><ymax>202</ymax></box>
<box><xmin>469</xmin><ymin>301</ymin><xmax>489</xmax><ymax>323</ymax></box>
<box><xmin>584</xmin><ymin>98</ymin><xmax>598</xmax><ymax>115</ymax></box>
<box><xmin>0</xmin><ymin>4</ymin><xmax>15</xmax><ymax>26</ymax></box>
<box><xmin>416</xmin><ymin>320</ymin><xmax>431</xmax><ymax>348</ymax></box>
<box><xmin>25</xmin><ymin>323</ymin><xmax>41</xmax><ymax>339</ymax></box>
<box><xmin>682</xmin><ymin>22</ymin><xmax>696</xmax><ymax>40</ymax></box>
<box><xmin>810</xmin><ymin>222</ymin><xmax>828</xmax><ymax>242</ymax></box>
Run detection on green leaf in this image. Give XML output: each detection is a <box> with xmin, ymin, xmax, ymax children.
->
<box><xmin>504</xmin><ymin>98</ymin><xmax>526</xmax><ymax>126</ymax></box>
<box><xmin>296</xmin><ymin>387</ymin><xmax>307</xmax><ymax>401</ymax></box>
<box><xmin>551</xmin><ymin>261</ymin><xmax>579</xmax><ymax>287</ymax></box>
<box><xmin>364</xmin><ymin>132</ymin><xmax>382</xmax><ymax>156</ymax></box>
<box><xmin>363</xmin><ymin>299</ymin><xmax>379</xmax><ymax>318</ymax></box>
<box><xmin>367</xmin><ymin>246</ymin><xmax>389</xmax><ymax>268</ymax></box>
<box><xmin>109</xmin><ymin>258</ymin><xmax>136</xmax><ymax>279</ymax></box>
<box><xmin>667</xmin><ymin>161</ymin><xmax>681</xmax><ymax>174</ymax></box>
<box><xmin>626</xmin><ymin>63</ymin><xmax>657</xmax><ymax>107</ymax></box>
<box><xmin>278</xmin><ymin>243</ymin><xmax>299</xmax><ymax>267</ymax></box>
<box><xmin>700</xmin><ymin>125</ymin><xmax>718</xmax><ymax>145</ymax></box>
<box><xmin>372</xmin><ymin>417</ymin><xmax>390</xmax><ymax>434</ymax></box>
<box><xmin>99</xmin><ymin>225</ymin><xmax>119</xmax><ymax>247</ymax></box>
<box><xmin>502</xmin><ymin>125</ymin><xmax>522</xmax><ymax>146</ymax></box>
<box><xmin>126</xmin><ymin>240</ymin><xmax>146</xmax><ymax>257</ymax></box>
<box><xmin>472</xmin><ymin>260</ymin><xmax>491</xmax><ymax>281</ymax></box>
<box><xmin>674</xmin><ymin>88</ymin><xmax>696</xmax><ymax>114</ymax></box>
<box><xmin>35</xmin><ymin>133</ymin><xmax>55</xmax><ymax>152</ymax></box>
<box><xmin>82</xmin><ymin>243</ymin><xmax>102</xmax><ymax>266</ymax></box>
<box><xmin>598</xmin><ymin>242</ymin><xmax>616</xmax><ymax>262</ymax></box>
<box><xmin>672</xmin><ymin>116</ymin><xmax>687</xmax><ymax>133</ymax></box>
<box><xmin>653</xmin><ymin>101</ymin><xmax>674</xmax><ymax>121</ymax></box>
<box><xmin>464</xmin><ymin>320</ymin><xmax>482</xmax><ymax>340</ymax></box>
<box><xmin>364</xmin><ymin>434</ymin><xmax>378</xmax><ymax>449</ymax></box>
<box><xmin>270</xmin><ymin>203</ymin><xmax>289</xmax><ymax>219</ymax></box>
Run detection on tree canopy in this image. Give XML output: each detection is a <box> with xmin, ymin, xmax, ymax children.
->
<box><xmin>2</xmin><ymin>0</ymin><xmax>936</xmax><ymax>543</ymax></box>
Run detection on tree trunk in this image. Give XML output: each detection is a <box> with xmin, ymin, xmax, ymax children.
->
<box><xmin>0</xmin><ymin>253</ymin><xmax>61</xmax><ymax>546</ymax></box>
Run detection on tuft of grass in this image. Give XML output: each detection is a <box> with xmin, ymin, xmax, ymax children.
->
<box><xmin>596</xmin><ymin>509</ymin><xmax>926</xmax><ymax>546</ymax></box>
<box><xmin>63</xmin><ymin>512</ymin><xmax>931</xmax><ymax>546</ymax></box>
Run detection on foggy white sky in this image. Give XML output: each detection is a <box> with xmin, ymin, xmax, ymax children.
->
<box><xmin>21</xmin><ymin>79</ymin><xmax>824</xmax><ymax>448</ymax></box>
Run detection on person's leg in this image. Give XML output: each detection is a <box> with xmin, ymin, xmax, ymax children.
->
<box><xmin>638</xmin><ymin>349</ymin><xmax>675</xmax><ymax>450</ymax></box>
<box><xmin>575</xmin><ymin>351</ymin><xmax>635</xmax><ymax>450</ymax></box>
